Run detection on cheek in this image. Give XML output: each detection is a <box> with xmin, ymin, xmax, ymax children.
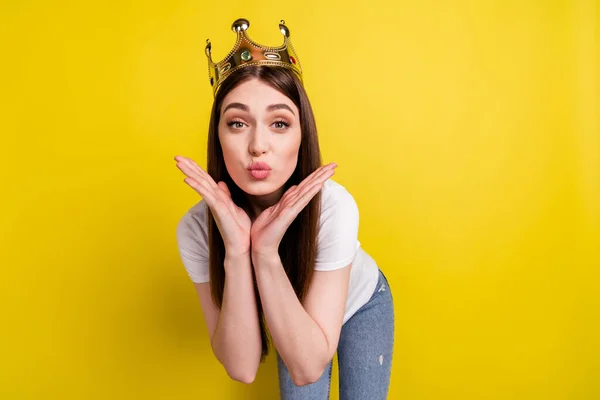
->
<box><xmin>280</xmin><ymin>131</ymin><xmax>302</xmax><ymax>169</ymax></box>
<box><xmin>220</xmin><ymin>141</ymin><xmax>235</xmax><ymax>160</ymax></box>
<box><xmin>218</xmin><ymin>135</ymin><xmax>244</xmax><ymax>175</ymax></box>
<box><xmin>219</xmin><ymin>132</ymin><xmax>241</xmax><ymax>158</ymax></box>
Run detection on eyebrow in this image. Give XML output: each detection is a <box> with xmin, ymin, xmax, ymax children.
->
<box><xmin>222</xmin><ymin>102</ymin><xmax>295</xmax><ymax>116</ymax></box>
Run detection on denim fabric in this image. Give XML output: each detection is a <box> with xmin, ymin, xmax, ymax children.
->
<box><xmin>277</xmin><ymin>269</ymin><xmax>395</xmax><ymax>399</ymax></box>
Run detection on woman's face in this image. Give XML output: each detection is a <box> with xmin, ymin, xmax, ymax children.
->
<box><xmin>218</xmin><ymin>78</ymin><xmax>302</xmax><ymax>197</ymax></box>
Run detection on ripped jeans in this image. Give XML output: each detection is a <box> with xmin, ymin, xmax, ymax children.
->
<box><xmin>277</xmin><ymin>268</ymin><xmax>395</xmax><ymax>400</ymax></box>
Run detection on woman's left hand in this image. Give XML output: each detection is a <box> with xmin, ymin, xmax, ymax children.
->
<box><xmin>250</xmin><ymin>162</ymin><xmax>337</xmax><ymax>259</ymax></box>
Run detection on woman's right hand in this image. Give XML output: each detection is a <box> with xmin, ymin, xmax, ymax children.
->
<box><xmin>175</xmin><ymin>155</ymin><xmax>251</xmax><ymax>258</ymax></box>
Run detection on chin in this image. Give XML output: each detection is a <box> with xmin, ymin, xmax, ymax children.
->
<box><xmin>239</xmin><ymin>183</ymin><xmax>272</xmax><ymax>195</ymax></box>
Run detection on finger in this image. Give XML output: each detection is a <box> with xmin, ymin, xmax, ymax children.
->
<box><xmin>179</xmin><ymin>163</ymin><xmax>232</xmax><ymax>208</ymax></box>
<box><xmin>176</xmin><ymin>158</ymin><xmax>234</xmax><ymax>207</ymax></box>
<box><xmin>295</xmin><ymin>163</ymin><xmax>337</xmax><ymax>193</ymax></box>
<box><xmin>177</xmin><ymin>157</ymin><xmax>240</xmax><ymax>219</ymax></box>
<box><xmin>285</xmin><ymin>163</ymin><xmax>336</xmax><ymax>203</ymax></box>
<box><xmin>281</xmin><ymin>169</ymin><xmax>324</xmax><ymax>206</ymax></box>
<box><xmin>175</xmin><ymin>157</ymin><xmax>202</xmax><ymax>177</ymax></box>
<box><xmin>277</xmin><ymin>182</ymin><xmax>323</xmax><ymax>228</ymax></box>
<box><xmin>216</xmin><ymin>181</ymin><xmax>244</xmax><ymax>217</ymax></box>
<box><xmin>288</xmin><ymin>181</ymin><xmax>325</xmax><ymax>215</ymax></box>
<box><xmin>217</xmin><ymin>181</ymin><xmax>231</xmax><ymax>198</ymax></box>
<box><xmin>183</xmin><ymin>161</ymin><xmax>235</xmax><ymax>213</ymax></box>
<box><xmin>178</xmin><ymin>164</ymin><xmax>227</xmax><ymax>207</ymax></box>
<box><xmin>303</xmin><ymin>163</ymin><xmax>336</xmax><ymax>185</ymax></box>
<box><xmin>270</xmin><ymin>167</ymin><xmax>334</xmax><ymax>230</ymax></box>
<box><xmin>176</xmin><ymin>162</ymin><xmax>207</xmax><ymax>186</ymax></box>
<box><xmin>175</xmin><ymin>155</ymin><xmax>203</xmax><ymax>175</ymax></box>
<box><xmin>178</xmin><ymin>162</ymin><xmax>234</xmax><ymax>209</ymax></box>
<box><xmin>186</xmin><ymin>178</ymin><xmax>239</xmax><ymax>224</ymax></box>
<box><xmin>289</xmin><ymin>169</ymin><xmax>335</xmax><ymax>210</ymax></box>
<box><xmin>177</xmin><ymin>157</ymin><xmax>219</xmax><ymax>189</ymax></box>
<box><xmin>278</xmin><ymin>184</ymin><xmax>298</xmax><ymax>205</ymax></box>
<box><xmin>184</xmin><ymin>177</ymin><xmax>218</xmax><ymax>206</ymax></box>
<box><xmin>184</xmin><ymin>157</ymin><xmax>209</xmax><ymax>178</ymax></box>
<box><xmin>176</xmin><ymin>161</ymin><xmax>221</xmax><ymax>195</ymax></box>
<box><xmin>297</xmin><ymin>168</ymin><xmax>334</xmax><ymax>201</ymax></box>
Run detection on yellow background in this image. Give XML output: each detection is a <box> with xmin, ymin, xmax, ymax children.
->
<box><xmin>1</xmin><ymin>0</ymin><xmax>599</xmax><ymax>399</ymax></box>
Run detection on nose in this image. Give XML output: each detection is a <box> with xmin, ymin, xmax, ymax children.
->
<box><xmin>248</xmin><ymin>126</ymin><xmax>269</xmax><ymax>157</ymax></box>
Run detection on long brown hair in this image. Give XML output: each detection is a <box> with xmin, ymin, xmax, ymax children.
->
<box><xmin>206</xmin><ymin>66</ymin><xmax>322</xmax><ymax>361</ymax></box>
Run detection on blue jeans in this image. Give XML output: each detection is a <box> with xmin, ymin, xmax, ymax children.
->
<box><xmin>277</xmin><ymin>269</ymin><xmax>395</xmax><ymax>399</ymax></box>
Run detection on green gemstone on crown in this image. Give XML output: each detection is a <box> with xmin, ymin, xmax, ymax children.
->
<box><xmin>241</xmin><ymin>49</ymin><xmax>252</xmax><ymax>61</ymax></box>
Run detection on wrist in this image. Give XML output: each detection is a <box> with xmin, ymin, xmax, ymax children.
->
<box><xmin>251</xmin><ymin>247</ymin><xmax>280</xmax><ymax>266</ymax></box>
<box><xmin>224</xmin><ymin>252</ymin><xmax>252</xmax><ymax>275</ymax></box>
<box><xmin>225</xmin><ymin>245</ymin><xmax>251</xmax><ymax>259</ymax></box>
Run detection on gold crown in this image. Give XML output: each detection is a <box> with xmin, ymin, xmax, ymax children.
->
<box><xmin>205</xmin><ymin>18</ymin><xmax>303</xmax><ymax>97</ymax></box>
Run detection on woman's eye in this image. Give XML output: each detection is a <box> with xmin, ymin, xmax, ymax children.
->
<box><xmin>273</xmin><ymin>120</ymin><xmax>290</xmax><ymax>129</ymax></box>
<box><xmin>227</xmin><ymin>121</ymin><xmax>245</xmax><ymax>129</ymax></box>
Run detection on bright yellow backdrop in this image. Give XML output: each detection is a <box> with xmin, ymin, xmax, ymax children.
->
<box><xmin>1</xmin><ymin>0</ymin><xmax>598</xmax><ymax>399</ymax></box>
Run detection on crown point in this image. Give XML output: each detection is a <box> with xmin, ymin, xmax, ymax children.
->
<box><xmin>279</xmin><ymin>22</ymin><xmax>290</xmax><ymax>38</ymax></box>
<box><xmin>232</xmin><ymin>18</ymin><xmax>250</xmax><ymax>32</ymax></box>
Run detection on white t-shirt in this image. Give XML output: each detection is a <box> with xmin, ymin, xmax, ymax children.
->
<box><xmin>176</xmin><ymin>179</ymin><xmax>380</xmax><ymax>324</ymax></box>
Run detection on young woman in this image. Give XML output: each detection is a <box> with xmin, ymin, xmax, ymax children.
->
<box><xmin>175</xmin><ymin>19</ymin><xmax>394</xmax><ymax>399</ymax></box>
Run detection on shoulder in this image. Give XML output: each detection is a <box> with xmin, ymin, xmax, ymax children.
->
<box><xmin>176</xmin><ymin>200</ymin><xmax>210</xmax><ymax>282</ymax></box>
<box><xmin>317</xmin><ymin>179</ymin><xmax>359</xmax><ymax>241</ymax></box>
<box><xmin>176</xmin><ymin>199</ymin><xmax>209</xmax><ymax>248</ymax></box>
<box><xmin>314</xmin><ymin>179</ymin><xmax>360</xmax><ymax>270</ymax></box>
<box><xmin>319</xmin><ymin>179</ymin><xmax>359</xmax><ymax>223</ymax></box>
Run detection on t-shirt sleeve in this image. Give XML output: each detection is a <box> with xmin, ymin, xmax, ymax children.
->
<box><xmin>314</xmin><ymin>186</ymin><xmax>360</xmax><ymax>271</ymax></box>
<box><xmin>176</xmin><ymin>201</ymin><xmax>210</xmax><ymax>283</ymax></box>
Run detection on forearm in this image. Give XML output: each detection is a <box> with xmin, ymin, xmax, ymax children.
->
<box><xmin>252</xmin><ymin>252</ymin><xmax>330</xmax><ymax>386</ymax></box>
<box><xmin>211</xmin><ymin>253</ymin><xmax>262</xmax><ymax>383</ymax></box>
